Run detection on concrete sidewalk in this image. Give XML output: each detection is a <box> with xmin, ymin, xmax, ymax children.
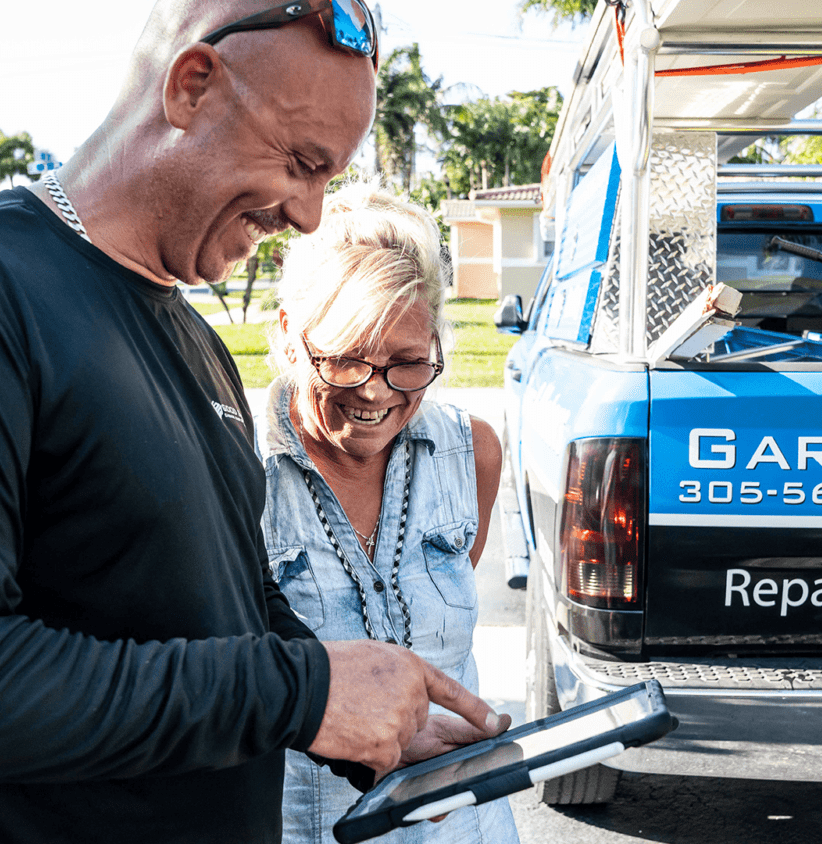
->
<box><xmin>201</xmin><ymin>299</ymin><xmax>268</xmax><ymax>326</ymax></box>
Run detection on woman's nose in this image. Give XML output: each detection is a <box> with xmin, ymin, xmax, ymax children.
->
<box><xmin>356</xmin><ymin>369</ymin><xmax>394</xmax><ymax>401</ymax></box>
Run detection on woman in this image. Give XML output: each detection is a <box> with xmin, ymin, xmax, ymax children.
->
<box><xmin>255</xmin><ymin>182</ymin><xmax>520</xmax><ymax>843</ymax></box>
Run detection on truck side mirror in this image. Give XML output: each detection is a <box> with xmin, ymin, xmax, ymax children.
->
<box><xmin>494</xmin><ymin>295</ymin><xmax>528</xmax><ymax>335</ymax></box>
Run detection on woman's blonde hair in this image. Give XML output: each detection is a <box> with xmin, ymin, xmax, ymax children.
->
<box><xmin>270</xmin><ymin>178</ymin><xmax>449</xmax><ymax>375</ymax></box>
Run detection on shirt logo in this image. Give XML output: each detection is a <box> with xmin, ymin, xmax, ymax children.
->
<box><xmin>211</xmin><ymin>400</ymin><xmax>244</xmax><ymax>424</ymax></box>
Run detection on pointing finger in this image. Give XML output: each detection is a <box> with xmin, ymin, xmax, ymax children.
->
<box><xmin>422</xmin><ymin>661</ymin><xmax>503</xmax><ymax>735</ymax></box>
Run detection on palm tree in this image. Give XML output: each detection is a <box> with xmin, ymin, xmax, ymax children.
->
<box><xmin>441</xmin><ymin>88</ymin><xmax>563</xmax><ymax>196</ymax></box>
<box><xmin>373</xmin><ymin>45</ymin><xmax>448</xmax><ymax>190</ymax></box>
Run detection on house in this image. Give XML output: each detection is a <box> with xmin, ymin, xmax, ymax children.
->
<box><xmin>441</xmin><ymin>184</ymin><xmax>554</xmax><ymax>302</ymax></box>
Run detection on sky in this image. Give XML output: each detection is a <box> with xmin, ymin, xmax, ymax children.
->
<box><xmin>0</xmin><ymin>0</ymin><xmax>588</xmax><ymax>177</ymax></box>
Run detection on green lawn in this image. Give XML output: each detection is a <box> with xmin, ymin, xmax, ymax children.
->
<box><xmin>187</xmin><ymin>288</ymin><xmax>272</xmax><ymax>316</ymax></box>
<box><xmin>213</xmin><ymin>298</ymin><xmax>517</xmax><ymax>389</ymax></box>
<box><xmin>441</xmin><ymin>299</ymin><xmax>518</xmax><ymax>388</ymax></box>
<box><xmin>211</xmin><ymin>323</ymin><xmax>275</xmax><ymax>388</ymax></box>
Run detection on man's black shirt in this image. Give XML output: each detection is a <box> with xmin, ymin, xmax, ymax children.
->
<box><xmin>0</xmin><ymin>187</ymin><xmax>329</xmax><ymax>842</ymax></box>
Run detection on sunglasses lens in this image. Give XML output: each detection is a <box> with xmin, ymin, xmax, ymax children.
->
<box><xmin>332</xmin><ymin>0</ymin><xmax>375</xmax><ymax>55</ymax></box>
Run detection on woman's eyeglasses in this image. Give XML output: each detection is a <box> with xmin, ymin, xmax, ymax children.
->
<box><xmin>301</xmin><ymin>333</ymin><xmax>444</xmax><ymax>392</ymax></box>
<box><xmin>201</xmin><ymin>0</ymin><xmax>379</xmax><ymax>72</ymax></box>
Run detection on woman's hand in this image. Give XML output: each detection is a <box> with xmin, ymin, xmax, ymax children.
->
<box><xmin>376</xmin><ymin>713</ymin><xmax>516</xmax><ymax>823</ymax></box>
<box><xmin>380</xmin><ymin>711</ymin><xmax>512</xmax><ymax>779</ymax></box>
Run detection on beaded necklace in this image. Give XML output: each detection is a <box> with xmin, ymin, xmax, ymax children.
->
<box><xmin>296</xmin><ymin>413</ymin><xmax>414</xmax><ymax>649</ymax></box>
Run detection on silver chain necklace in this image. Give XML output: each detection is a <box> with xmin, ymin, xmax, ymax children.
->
<box><xmin>352</xmin><ymin>518</ymin><xmax>380</xmax><ymax>556</ymax></box>
<box><xmin>43</xmin><ymin>172</ymin><xmax>92</xmax><ymax>243</ymax></box>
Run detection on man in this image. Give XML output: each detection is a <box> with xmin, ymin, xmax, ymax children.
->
<box><xmin>0</xmin><ymin>1</ymin><xmax>507</xmax><ymax>841</ymax></box>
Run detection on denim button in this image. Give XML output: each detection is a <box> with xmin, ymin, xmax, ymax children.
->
<box><xmin>373</xmin><ymin>580</ymin><xmax>385</xmax><ymax>593</ymax></box>
<box><xmin>454</xmin><ymin>536</ymin><xmax>464</xmax><ymax>548</ymax></box>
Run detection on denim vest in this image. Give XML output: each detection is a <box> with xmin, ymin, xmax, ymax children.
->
<box><xmin>254</xmin><ymin>380</ymin><xmax>520</xmax><ymax>844</ymax></box>
<box><xmin>256</xmin><ymin>379</ymin><xmax>480</xmax><ymax>690</ymax></box>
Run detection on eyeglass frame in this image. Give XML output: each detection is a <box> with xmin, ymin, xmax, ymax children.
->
<box><xmin>200</xmin><ymin>0</ymin><xmax>379</xmax><ymax>71</ymax></box>
<box><xmin>300</xmin><ymin>332</ymin><xmax>444</xmax><ymax>392</ymax></box>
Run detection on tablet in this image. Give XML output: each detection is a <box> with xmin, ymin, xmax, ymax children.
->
<box><xmin>333</xmin><ymin>679</ymin><xmax>674</xmax><ymax>844</ymax></box>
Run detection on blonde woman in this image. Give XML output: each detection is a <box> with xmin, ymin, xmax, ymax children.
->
<box><xmin>255</xmin><ymin>182</ymin><xmax>520</xmax><ymax>843</ymax></box>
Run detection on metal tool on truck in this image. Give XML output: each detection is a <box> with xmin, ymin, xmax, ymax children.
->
<box><xmin>495</xmin><ymin>0</ymin><xmax>822</xmax><ymax>805</ymax></box>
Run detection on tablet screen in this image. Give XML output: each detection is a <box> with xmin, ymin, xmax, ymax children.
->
<box><xmin>361</xmin><ymin>692</ymin><xmax>651</xmax><ymax>809</ymax></box>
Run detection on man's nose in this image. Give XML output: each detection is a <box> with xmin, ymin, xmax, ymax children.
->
<box><xmin>283</xmin><ymin>182</ymin><xmax>324</xmax><ymax>234</ymax></box>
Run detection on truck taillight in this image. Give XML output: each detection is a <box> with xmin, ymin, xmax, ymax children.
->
<box><xmin>559</xmin><ymin>438</ymin><xmax>645</xmax><ymax>609</ymax></box>
<box><xmin>720</xmin><ymin>204</ymin><xmax>813</xmax><ymax>221</ymax></box>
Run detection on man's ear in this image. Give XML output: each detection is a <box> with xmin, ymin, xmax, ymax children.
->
<box><xmin>163</xmin><ymin>44</ymin><xmax>223</xmax><ymax>130</ymax></box>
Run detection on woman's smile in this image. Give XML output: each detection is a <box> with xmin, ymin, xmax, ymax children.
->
<box><xmin>341</xmin><ymin>405</ymin><xmax>392</xmax><ymax>426</ymax></box>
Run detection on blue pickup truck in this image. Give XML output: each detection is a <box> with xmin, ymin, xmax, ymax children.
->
<box><xmin>496</xmin><ymin>142</ymin><xmax>822</xmax><ymax>803</ymax></box>
<box><xmin>492</xmin><ymin>0</ymin><xmax>822</xmax><ymax>804</ymax></box>
<box><xmin>497</xmin><ymin>149</ymin><xmax>822</xmax><ymax>803</ymax></box>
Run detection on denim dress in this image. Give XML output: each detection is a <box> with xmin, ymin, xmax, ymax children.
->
<box><xmin>255</xmin><ymin>379</ymin><xmax>520</xmax><ymax>844</ymax></box>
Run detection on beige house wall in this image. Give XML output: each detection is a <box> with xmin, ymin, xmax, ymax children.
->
<box><xmin>499</xmin><ymin>265</ymin><xmax>544</xmax><ymax>303</ymax></box>
<box><xmin>450</xmin><ymin>222</ymin><xmax>498</xmax><ymax>299</ymax></box>
<box><xmin>454</xmin><ymin>221</ymin><xmax>494</xmax><ymax>259</ymax></box>
<box><xmin>453</xmin><ymin>263</ymin><xmax>499</xmax><ymax>299</ymax></box>
<box><xmin>500</xmin><ymin>209</ymin><xmax>538</xmax><ymax>261</ymax></box>
<box><xmin>446</xmin><ymin>203</ymin><xmax>547</xmax><ymax>301</ymax></box>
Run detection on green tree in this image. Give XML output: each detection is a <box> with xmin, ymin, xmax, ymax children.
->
<box><xmin>408</xmin><ymin>175</ymin><xmax>450</xmax><ymax>240</ymax></box>
<box><xmin>209</xmin><ymin>230</ymin><xmax>298</xmax><ymax>324</ymax></box>
<box><xmin>728</xmin><ymin>137</ymin><xmax>787</xmax><ymax>164</ymax></box>
<box><xmin>441</xmin><ymin>87</ymin><xmax>562</xmax><ymax>196</ymax></box>
<box><xmin>781</xmin><ymin>106</ymin><xmax>822</xmax><ymax>163</ymax></box>
<box><xmin>442</xmin><ymin>98</ymin><xmax>514</xmax><ymax>196</ymax></box>
<box><xmin>0</xmin><ymin>131</ymin><xmax>39</xmax><ymax>188</ymax></box>
<box><xmin>374</xmin><ymin>44</ymin><xmax>448</xmax><ymax>190</ymax></box>
<box><xmin>205</xmin><ymin>278</ymin><xmax>234</xmax><ymax>322</ymax></box>
<box><xmin>783</xmin><ymin>136</ymin><xmax>822</xmax><ymax>165</ymax></box>
<box><xmin>240</xmin><ymin>231</ymin><xmax>298</xmax><ymax>322</ymax></box>
<box><xmin>519</xmin><ymin>0</ymin><xmax>599</xmax><ymax>26</ymax></box>
<box><xmin>508</xmin><ymin>87</ymin><xmax>563</xmax><ymax>184</ymax></box>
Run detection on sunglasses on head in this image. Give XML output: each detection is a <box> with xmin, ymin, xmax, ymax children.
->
<box><xmin>201</xmin><ymin>0</ymin><xmax>379</xmax><ymax>72</ymax></box>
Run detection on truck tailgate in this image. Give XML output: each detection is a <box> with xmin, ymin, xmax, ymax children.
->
<box><xmin>646</xmin><ymin>369</ymin><xmax>822</xmax><ymax>647</ymax></box>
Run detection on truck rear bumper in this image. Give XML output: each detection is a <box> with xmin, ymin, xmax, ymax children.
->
<box><xmin>551</xmin><ymin>632</ymin><xmax>822</xmax><ymax>781</ymax></box>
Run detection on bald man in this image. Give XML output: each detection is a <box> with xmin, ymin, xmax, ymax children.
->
<box><xmin>0</xmin><ymin>2</ymin><xmax>507</xmax><ymax>842</ymax></box>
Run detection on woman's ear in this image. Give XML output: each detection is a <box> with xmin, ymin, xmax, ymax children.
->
<box><xmin>163</xmin><ymin>44</ymin><xmax>223</xmax><ymax>130</ymax></box>
<box><xmin>280</xmin><ymin>309</ymin><xmax>298</xmax><ymax>364</ymax></box>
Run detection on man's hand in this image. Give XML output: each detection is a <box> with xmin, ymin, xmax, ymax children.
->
<box><xmin>308</xmin><ymin>640</ymin><xmax>505</xmax><ymax>772</ymax></box>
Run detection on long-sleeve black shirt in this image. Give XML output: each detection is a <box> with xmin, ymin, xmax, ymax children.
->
<box><xmin>0</xmin><ymin>187</ymin><xmax>329</xmax><ymax>843</ymax></box>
